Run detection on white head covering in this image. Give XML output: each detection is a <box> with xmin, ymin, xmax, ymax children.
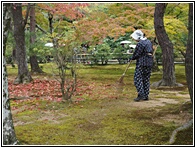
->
<box><xmin>131</xmin><ymin>30</ymin><xmax>147</xmax><ymax>40</ymax></box>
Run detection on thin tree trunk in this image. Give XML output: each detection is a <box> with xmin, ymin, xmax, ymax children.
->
<box><xmin>29</xmin><ymin>3</ymin><xmax>43</xmax><ymax>73</ymax></box>
<box><xmin>152</xmin><ymin>57</ymin><xmax>160</xmax><ymax>72</ymax></box>
<box><xmin>12</xmin><ymin>3</ymin><xmax>33</xmax><ymax>84</ymax></box>
<box><xmin>151</xmin><ymin>39</ymin><xmax>160</xmax><ymax>72</ymax></box>
<box><xmin>48</xmin><ymin>12</ymin><xmax>53</xmax><ymax>34</ymax></box>
<box><xmin>3</xmin><ymin>3</ymin><xmax>18</xmax><ymax>145</ymax></box>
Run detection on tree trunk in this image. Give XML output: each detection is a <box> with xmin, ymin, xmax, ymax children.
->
<box><xmin>152</xmin><ymin>3</ymin><xmax>182</xmax><ymax>88</ymax></box>
<box><xmin>151</xmin><ymin>42</ymin><xmax>160</xmax><ymax>72</ymax></box>
<box><xmin>3</xmin><ymin>58</ymin><xmax>18</xmax><ymax>145</ymax></box>
<box><xmin>3</xmin><ymin>3</ymin><xmax>18</xmax><ymax>145</ymax></box>
<box><xmin>29</xmin><ymin>3</ymin><xmax>43</xmax><ymax>73</ymax></box>
<box><xmin>169</xmin><ymin>4</ymin><xmax>193</xmax><ymax>144</ymax></box>
<box><xmin>30</xmin><ymin>56</ymin><xmax>43</xmax><ymax>73</ymax></box>
<box><xmin>12</xmin><ymin>3</ymin><xmax>33</xmax><ymax>84</ymax></box>
<box><xmin>185</xmin><ymin>4</ymin><xmax>193</xmax><ymax>103</ymax></box>
<box><xmin>48</xmin><ymin>12</ymin><xmax>53</xmax><ymax>34</ymax></box>
<box><xmin>152</xmin><ymin>57</ymin><xmax>160</xmax><ymax>72</ymax></box>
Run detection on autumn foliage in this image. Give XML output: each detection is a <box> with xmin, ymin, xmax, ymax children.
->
<box><xmin>9</xmin><ymin>79</ymin><xmax>90</xmax><ymax>102</ymax></box>
<box><xmin>37</xmin><ymin>3</ymin><xmax>88</xmax><ymax>19</ymax></box>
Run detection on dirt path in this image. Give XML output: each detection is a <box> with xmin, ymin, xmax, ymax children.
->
<box><xmin>129</xmin><ymin>93</ymin><xmax>191</xmax><ymax>126</ymax></box>
<box><xmin>130</xmin><ymin>96</ymin><xmax>189</xmax><ymax>108</ymax></box>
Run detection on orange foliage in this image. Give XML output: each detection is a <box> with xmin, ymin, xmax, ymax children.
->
<box><xmin>37</xmin><ymin>3</ymin><xmax>89</xmax><ymax>20</ymax></box>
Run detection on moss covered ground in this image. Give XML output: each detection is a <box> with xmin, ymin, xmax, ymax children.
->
<box><xmin>7</xmin><ymin>63</ymin><xmax>193</xmax><ymax>146</ymax></box>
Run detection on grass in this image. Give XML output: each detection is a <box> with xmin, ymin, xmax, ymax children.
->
<box><xmin>7</xmin><ymin>63</ymin><xmax>193</xmax><ymax>145</ymax></box>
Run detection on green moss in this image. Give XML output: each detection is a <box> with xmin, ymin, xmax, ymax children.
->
<box><xmin>7</xmin><ymin>65</ymin><xmax>18</xmax><ymax>76</ymax></box>
<box><xmin>9</xmin><ymin>64</ymin><xmax>192</xmax><ymax>145</ymax></box>
<box><xmin>14</xmin><ymin>98</ymin><xmax>193</xmax><ymax>145</ymax></box>
<box><xmin>16</xmin><ymin>110</ymin><xmax>38</xmax><ymax>116</ymax></box>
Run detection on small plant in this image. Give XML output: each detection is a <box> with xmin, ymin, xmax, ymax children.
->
<box><xmin>46</xmin><ymin>27</ymin><xmax>78</xmax><ymax>102</ymax></box>
<box><xmin>54</xmin><ymin>48</ymin><xmax>77</xmax><ymax>101</ymax></box>
<box><xmin>52</xmin><ymin>39</ymin><xmax>77</xmax><ymax>102</ymax></box>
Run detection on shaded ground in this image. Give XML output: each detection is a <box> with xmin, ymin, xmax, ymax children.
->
<box><xmin>7</xmin><ymin>64</ymin><xmax>193</xmax><ymax>145</ymax></box>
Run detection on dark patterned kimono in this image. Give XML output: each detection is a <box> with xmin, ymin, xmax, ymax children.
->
<box><xmin>131</xmin><ymin>39</ymin><xmax>153</xmax><ymax>99</ymax></box>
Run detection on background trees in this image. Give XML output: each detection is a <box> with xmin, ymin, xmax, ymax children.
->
<box><xmin>6</xmin><ymin>3</ymin><xmax>189</xmax><ymax>67</ymax></box>
<box><xmin>4</xmin><ymin>3</ymin><xmax>189</xmax><ymax>87</ymax></box>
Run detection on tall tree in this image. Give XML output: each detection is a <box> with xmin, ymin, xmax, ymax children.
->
<box><xmin>29</xmin><ymin>3</ymin><xmax>43</xmax><ymax>73</ymax></box>
<box><xmin>3</xmin><ymin>3</ymin><xmax>18</xmax><ymax>145</ymax></box>
<box><xmin>185</xmin><ymin>3</ymin><xmax>193</xmax><ymax>103</ymax></box>
<box><xmin>12</xmin><ymin>3</ymin><xmax>33</xmax><ymax>84</ymax></box>
<box><xmin>152</xmin><ymin>3</ymin><xmax>182</xmax><ymax>87</ymax></box>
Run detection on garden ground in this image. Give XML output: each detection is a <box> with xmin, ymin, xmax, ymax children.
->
<box><xmin>7</xmin><ymin>63</ymin><xmax>193</xmax><ymax>145</ymax></box>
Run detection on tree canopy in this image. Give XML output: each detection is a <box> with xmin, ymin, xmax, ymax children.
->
<box><xmin>5</xmin><ymin>3</ymin><xmax>189</xmax><ymax>62</ymax></box>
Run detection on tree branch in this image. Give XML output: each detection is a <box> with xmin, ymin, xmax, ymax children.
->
<box><xmin>36</xmin><ymin>24</ymin><xmax>47</xmax><ymax>34</ymax></box>
<box><xmin>166</xmin><ymin>3</ymin><xmax>180</xmax><ymax>15</ymax></box>
<box><xmin>23</xmin><ymin>3</ymin><xmax>31</xmax><ymax>28</ymax></box>
<box><xmin>27</xmin><ymin>22</ymin><xmax>48</xmax><ymax>34</ymax></box>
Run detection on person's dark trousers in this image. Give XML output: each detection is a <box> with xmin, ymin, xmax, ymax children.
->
<box><xmin>134</xmin><ymin>65</ymin><xmax>152</xmax><ymax>99</ymax></box>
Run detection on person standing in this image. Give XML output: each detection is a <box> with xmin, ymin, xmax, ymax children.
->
<box><xmin>130</xmin><ymin>30</ymin><xmax>154</xmax><ymax>101</ymax></box>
